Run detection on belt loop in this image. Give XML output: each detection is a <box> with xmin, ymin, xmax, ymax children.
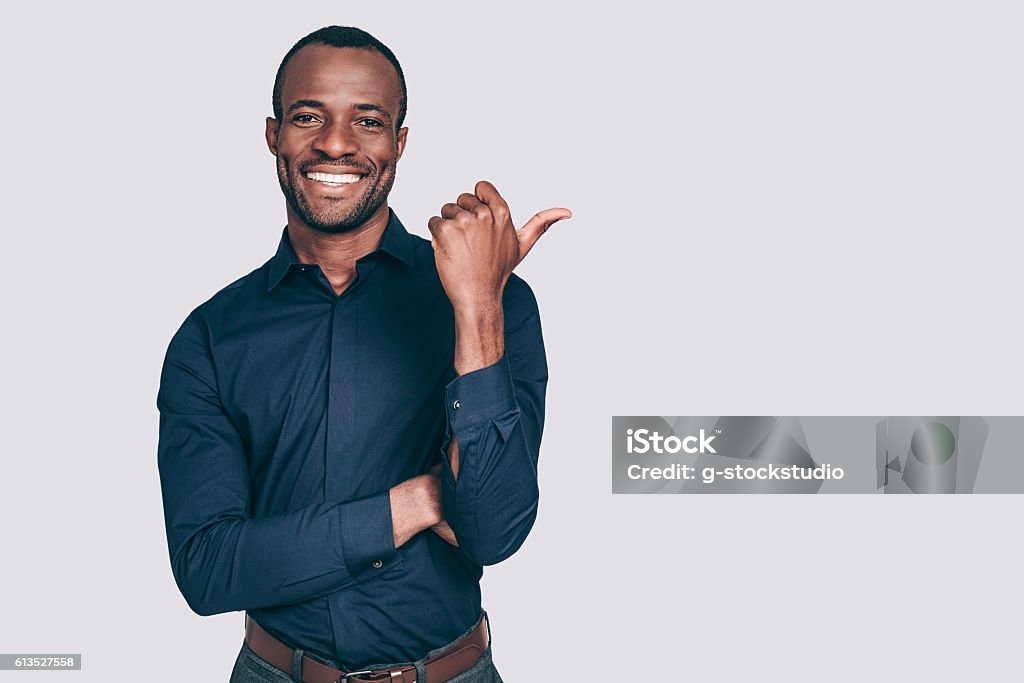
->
<box><xmin>413</xmin><ymin>660</ymin><xmax>426</xmax><ymax>683</ymax></box>
<box><xmin>290</xmin><ymin>648</ymin><xmax>304</xmax><ymax>683</ymax></box>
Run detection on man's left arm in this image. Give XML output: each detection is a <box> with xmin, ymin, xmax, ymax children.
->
<box><xmin>427</xmin><ymin>181</ymin><xmax>570</xmax><ymax>565</ymax></box>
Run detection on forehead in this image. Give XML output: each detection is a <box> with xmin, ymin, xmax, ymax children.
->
<box><xmin>279</xmin><ymin>44</ymin><xmax>401</xmax><ymax>114</ymax></box>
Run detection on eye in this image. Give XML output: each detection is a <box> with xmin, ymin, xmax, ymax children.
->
<box><xmin>357</xmin><ymin>118</ymin><xmax>385</xmax><ymax>129</ymax></box>
<box><xmin>291</xmin><ymin>113</ymin><xmax>321</xmax><ymax>127</ymax></box>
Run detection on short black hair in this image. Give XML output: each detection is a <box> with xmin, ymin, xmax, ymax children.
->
<box><xmin>272</xmin><ymin>26</ymin><xmax>407</xmax><ymax>130</ymax></box>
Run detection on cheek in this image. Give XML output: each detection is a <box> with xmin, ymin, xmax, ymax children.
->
<box><xmin>275</xmin><ymin>154</ymin><xmax>290</xmax><ymax>179</ymax></box>
<box><xmin>367</xmin><ymin>137</ymin><xmax>399</xmax><ymax>161</ymax></box>
<box><xmin>275</xmin><ymin>143</ymin><xmax>303</xmax><ymax>173</ymax></box>
<box><xmin>274</xmin><ymin>131</ymin><xmax>307</xmax><ymax>161</ymax></box>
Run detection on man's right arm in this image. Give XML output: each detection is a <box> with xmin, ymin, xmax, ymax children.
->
<box><xmin>157</xmin><ymin>313</ymin><xmax>441</xmax><ymax>616</ymax></box>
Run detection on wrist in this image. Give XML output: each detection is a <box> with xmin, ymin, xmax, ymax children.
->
<box><xmin>451</xmin><ymin>294</ymin><xmax>503</xmax><ymax>329</ymax></box>
<box><xmin>453</xmin><ymin>303</ymin><xmax>504</xmax><ymax>375</ymax></box>
<box><xmin>389</xmin><ymin>474</ymin><xmax>442</xmax><ymax>547</ymax></box>
<box><xmin>416</xmin><ymin>473</ymin><xmax>443</xmax><ymax>529</ymax></box>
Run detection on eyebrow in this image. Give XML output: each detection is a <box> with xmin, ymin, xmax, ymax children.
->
<box><xmin>353</xmin><ymin>103</ymin><xmax>392</xmax><ymax>121</ymax></box>
<box><xmin>286</xmin><ymin>99</ymin><xmax>325</xmax><ymax>113</ymax></box>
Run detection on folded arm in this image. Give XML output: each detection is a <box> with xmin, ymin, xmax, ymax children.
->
<box><xmin>157</xmin><ymin>314</ymin><xmax>441</xmax><ymax>616</ymax></box>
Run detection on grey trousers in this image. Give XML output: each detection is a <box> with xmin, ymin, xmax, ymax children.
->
<box><xmin>229</xmin><ymin>618</ymin><xmax>503</xmax><ymax>683</ymax></box>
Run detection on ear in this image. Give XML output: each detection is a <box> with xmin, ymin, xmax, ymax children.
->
<box><xmin>265</xmin><ymin>117</ymin><xmax>279</xmax><ymax>156</ymax></box>
<box><xmin>395</xmin><ymin>126</ymin><xmax>408</xmax><ymax>162</ymax></box>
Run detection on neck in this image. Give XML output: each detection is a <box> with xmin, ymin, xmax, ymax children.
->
<box><xmin>287</xmin><ymin>205</ymin><xmax>391</xmax><ymax>296</ymax></box>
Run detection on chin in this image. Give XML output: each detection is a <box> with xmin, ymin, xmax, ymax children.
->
<box><xmin>293</xmin><ymin>196</ymin><xmax>358</xmax><ymax>231</ymax></box>
<box><xmin>305</xmin><ymin>206</ymin><xmax>380</xmax><ymax>234</ymax></box>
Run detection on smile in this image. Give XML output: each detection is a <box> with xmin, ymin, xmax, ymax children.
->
<box><xmin>304</xmin><ymin>171</ymin><xmax>364</xmax><ymax>185</ymax></box>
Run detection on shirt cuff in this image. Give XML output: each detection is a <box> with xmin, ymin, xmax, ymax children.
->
<box><xmin>338</xmin><ymin>490</ymin><xmax>398</xmax><ymax>580</ymax></box>
<box><xmin>445</xmin><ymin>355</ymin><xmax>519</xmax><ymax>432</ymax></box>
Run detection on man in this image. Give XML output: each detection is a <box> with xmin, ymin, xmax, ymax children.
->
<box><xmin>157</xmin><ymin>26</ymin><xmax>569</xmax><ymax>683</ymax></box>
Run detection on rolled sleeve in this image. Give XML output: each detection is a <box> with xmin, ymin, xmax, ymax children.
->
<box><xmin>445</xmin><ymin>355</ymin><xmax>519</xmax><ymax>433</ymax></box>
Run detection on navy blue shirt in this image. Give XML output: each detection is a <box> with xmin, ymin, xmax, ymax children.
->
<box><xmin>157</xmin><ymin>211</ymin><xmax>546</xmax><ymax>668</ymax></box>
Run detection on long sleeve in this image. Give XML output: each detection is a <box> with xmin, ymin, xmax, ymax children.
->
<box><xmin>156</xmin><ymin>312</ymin><xmax>397</xmax><ymax>616</ymax></box>
<box><xmin>440</xmin><ymin>277</ymin><xmax>548</xmax><ymax>566</ymax></box>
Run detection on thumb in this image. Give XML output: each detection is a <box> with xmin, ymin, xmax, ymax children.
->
<box><xmin>516</xmin><ymin>207</ymin><xmax>572</xmax><ymax>261</ymax></box>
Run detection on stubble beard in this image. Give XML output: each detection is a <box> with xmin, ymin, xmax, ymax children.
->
<box><xmin>278</xmin><ymin>156</ymin><xmax>396</xmax><ymax>235</ymax></box>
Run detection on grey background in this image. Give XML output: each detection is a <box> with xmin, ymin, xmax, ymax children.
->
<box><xmin>1</xmin><ymin>1</ymin><xmax>1022</xmax><ymax>680</ymax></box>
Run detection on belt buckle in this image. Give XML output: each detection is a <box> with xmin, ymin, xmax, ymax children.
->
<box><xmin>339</xmin><ymin>668</ymin><xmax>415</xmax><ymax>682</ymax></box>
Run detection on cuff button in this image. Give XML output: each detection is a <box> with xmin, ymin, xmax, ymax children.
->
<box><xmin>372</xmin><ymin>559</ymin><xmax>383</xmax><ymax>569</ymax></box>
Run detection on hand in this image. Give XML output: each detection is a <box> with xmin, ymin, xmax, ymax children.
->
<box><xmin>389</xmin><ymin>472</ymin><xmax>442</xmax><ymax>548</ymax></box>
<box><xmin>426</xmin><ymin>464</ymin><xmax>459</xmax><ymax>546</ymax></box>
<box><xmin>431</xmin><ymin>519</ymin><xmax>460</xmax><ymax>547</ymax></box>
<box><xmin>427</xmin><ymin>180</ymin><xmax>571</xmax><ymax>312</ymax></box>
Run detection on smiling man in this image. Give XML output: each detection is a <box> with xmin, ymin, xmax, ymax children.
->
<box><xmin>157</xmin><ymin>26</ymin><xmax>569</xmax><ymax>683</ymax></box>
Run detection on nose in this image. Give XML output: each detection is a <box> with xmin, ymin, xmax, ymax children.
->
<box><xmin>313</xmin><ymin>121</ymin><xmax>359</xmax><ymax>159</ymax></box>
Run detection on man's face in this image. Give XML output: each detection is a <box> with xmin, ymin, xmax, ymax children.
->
<box><xmin>266</xmin><ymin>45</ymin><xmax>407</xmax><ymax>234</ymax></box>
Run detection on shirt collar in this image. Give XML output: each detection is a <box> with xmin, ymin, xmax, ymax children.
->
<box><xmin>267</xmin><ymin>209</ymin><xmax>416</xmax><ymax>291</ymax></box>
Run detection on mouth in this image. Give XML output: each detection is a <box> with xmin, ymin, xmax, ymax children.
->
<box><xmin>303</xmin><ymin>170</ymin><xmax>366</xmax><ymax>187</ymax></box>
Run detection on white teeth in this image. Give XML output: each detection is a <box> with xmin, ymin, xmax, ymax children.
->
<box><xmin>305</xmin><ymin>172</ymin><xmax>363</xmax><ymax>184</ymax></box>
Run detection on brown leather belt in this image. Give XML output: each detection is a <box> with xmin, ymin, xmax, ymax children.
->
<box><xmin>244</xmin><ymin>614</ymin><xmax>489</xmax><ymax>683</ymax></box>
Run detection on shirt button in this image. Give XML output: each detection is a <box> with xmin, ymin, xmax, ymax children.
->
<box><xmin>372</xmin><ymin>559</ymin><xmax>383</xmax><ymax>569</ymax></box>
<box><xmin>452</xmin><ymin>400</ymin><xmax>461</xmax><ymax>410</ymax></box>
